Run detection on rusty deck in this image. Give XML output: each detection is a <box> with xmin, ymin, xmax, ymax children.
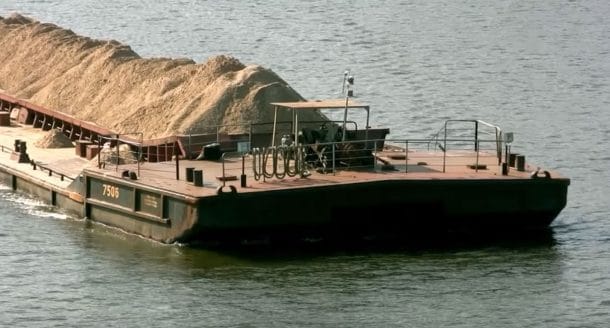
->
<box><xmin>1</xmin><ymin>121</ymin><xmax>563</xmax><ymax>199</ymax></box>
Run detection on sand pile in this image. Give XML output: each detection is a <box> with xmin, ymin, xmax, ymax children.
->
<box><xmin>34</xmin><ymin>129</ymin><xmax>74</xmax><ymax>148</ymax></box>
<box><xmin>95</xmin><ymin>144</ymin><xmax>138</xmax><ymax>165</ymax></box>
<box><xmin>0</xmin><ymin>13</ymin><xmax>328</xmax><ymax>139</ymax></box>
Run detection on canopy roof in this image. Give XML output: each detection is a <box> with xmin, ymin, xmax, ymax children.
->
<box><xmin>271</xmin><ymin>99</ymin><xmax>369</xmax><ymax>110</ymax></box>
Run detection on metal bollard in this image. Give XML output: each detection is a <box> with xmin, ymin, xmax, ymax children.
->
<box><xmin>16</xmin><ymin>141</ymin><xmax>30</xmax><ymax>163</ymax></box>
<box><xmin>193</xmin><ymin>169</ymin><xmax>203</xmax><ymax>187</ymax></box>
<box><xmin>186</xmin><ymin>167</ymin><xmax>195</xmax><ymax>182</ymax></box>
<box><xmin>509</xmin><ymin>153</ymin><xmax>519</xmax><ymax>167</ymax></box>
<box><xmin>516</xmin><ymin>155</ymin><xmax>526</xmax><ymax>172</ymax></box>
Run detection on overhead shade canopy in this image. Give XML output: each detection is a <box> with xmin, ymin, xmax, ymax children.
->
<box><xmin>269</xmin><ymin>99</ymin><xmax>371</xmax><ymax>146</ymax></box>
<box><xmin>270</xmin><ymin>99</ymin><xmax>369</xmax><ymax>111</ymax></box>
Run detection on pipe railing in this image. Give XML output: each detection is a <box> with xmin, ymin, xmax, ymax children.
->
<box><xmin>97</xmin><ymin>132</ymin><xmax>144</xmax><ymax>176</ymax></box>
<box><xmin>218</xmin><ymin>135</ymin><xmax>502</xmax><ymax>180</ymax></box>
<box><xmin>180</xmin><ymin>120</ymin><xmax>360</xmax><ymax>159</ymax></box>
<box><xmin>29</xmin><ymin>160</ymin><xmax>75</xmax><ymax>182</ymax></box>
<box><xmin>0</xmin><ymin>142</ymin><xmax>75</xmax><ymax>181</ymax></box>
<box><xmin>426</xmin><ymin>119</ymin><xmax>503</xmax><ymax>170</ymax></box>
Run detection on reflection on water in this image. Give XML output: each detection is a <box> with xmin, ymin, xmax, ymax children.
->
<box><xmin>75</xmin><ymin>215</ymin><xmax>561</xmax><ymax>270</ymax></box>
<box><xmin>58</xmin><ymin>219</ymin><xmax>569</xmax><ymax>328</ymax></box>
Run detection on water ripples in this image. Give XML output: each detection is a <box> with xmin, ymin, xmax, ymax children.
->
<box><xmin>1</xmin><ymin>0</ymin><xmax>610</xmax><ymax>326</ymax></box>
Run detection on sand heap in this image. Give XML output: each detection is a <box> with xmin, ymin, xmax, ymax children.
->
<box><xmin>34</xmin><ymin>129</ymin><xmax>74</xmax><ymax>148</ymax></box>
<box><xmin>0</xmin><ymin>13</ymin><xmax>328</xmax><ymax>139</ymax></box>
<box><xmin>96</xmin><ymin>144</ymin><xmax>138</xmax><ymax>165</ymax></box>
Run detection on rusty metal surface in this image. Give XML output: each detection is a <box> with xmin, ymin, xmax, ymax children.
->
<box><xmin>1</xmin><ymin>121</ymin><xmax>563</xmax><ymax>195</ymax></box>
<box><xmin>270</xmin><ymin>99</ymin><xmax>368</xmax><ymax>110</ymax></box>
<box><xmin>82</xmin><ymin>150</ymin><xmax>569</xmax><ymax>201</ymax></box>
<box><xmin>1</xmin><ymin>110</ymin><xmax>569</xmax><ymax>208</ymax></box>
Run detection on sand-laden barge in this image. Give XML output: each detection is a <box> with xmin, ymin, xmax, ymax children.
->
<box><xmin>0</xmin><ymin>89</ymin><xmax>569</xmax><ymax>246</ymax></box>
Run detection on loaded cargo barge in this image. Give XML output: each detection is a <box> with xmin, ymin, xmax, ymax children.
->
<box><xmin>0</xmin><ymin>89</ymin><xmax>570</xmax><ymax>246</ymax></box>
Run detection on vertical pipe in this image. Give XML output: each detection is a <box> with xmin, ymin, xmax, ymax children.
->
<box><xmin>474</xmin><ymin>121</ymin><xmax>479</xmax><ymax>151</ymax></box>
<box><xmin>294</xmin><ymin>111</ymin><xmax>299</xmax><ymax>147</ymax></box>
<box><xmin>475</xmin><ymin>140</ymin><xmax>480</xmax><ymax>172</ymax></box>
<box><xmin>115</xmin><ymin>134</ymin><xmax>119</xmax><ymax>172</ymax></box>
<box><xmin>342</xmin><ymin>97</ymin><xmax>348</xmax><ymax>141</ymax></box>
<box><xmin>365</xmin><ymin>106</ymin><xmax>370</xmax><ymax>142</ymax></box>
<box><xmin>138</xmin><ymin>133</ymin><xmax>142</xmax><ymax>176</ymax></box>
<box><xmin>241</xmin><ymin>155</ymin><xmax>247</xmax><ymax>187</ymax></box>
<box><xmin>505</xmin><ymin>144</ymin><xmax>510</xmax><ymax>169</ymax></box>
<box><xmin>188</xmin><ymin>132</ymin><xmax>192</xmax><ymax>160</ymax></box>
<box><xmin>443</xmin><ymin>121</ymin><xmax>448</xmax><ymax>173</ymax></box>
<box><xmin>332</xmin><ymin>143</ymin><xmax>336</xmax><ymax>175</ymax></box>
<box><xmin>97</xmin><ymin>135</ymin><xmax>101</xmax><ymax>169</ymax></box>
<box><xmin>495</xmin><ymin>127</ymin><xmax>498</xmax><ymax>165</ymax></box>
<box><xmin>248</xmin><ymin>124</ymin><xmax>252</xmax><ymax>152</ymax></box>
<box><xmin>373</xmin><ymin>141</ymin><xmax>377</xmax><ymax>171</ymax></box>
<box><xmin>221</xmin><ymin>154</ymin><xmax>226</xmax><ymax>187</ymax></box>
<box><xmin>175</xmin><ymin>144</ymin><xmax>180</xmax><ymax>181</ymax></box>
<box><xmin>272</xmin><ymin>106</ymin><xmax>278</xmax><ymax>147</ymax></box>
<box><xmin>405</xmin><ymin>140</ymin><xmax>408</xmax><ymax>174</ymax></box>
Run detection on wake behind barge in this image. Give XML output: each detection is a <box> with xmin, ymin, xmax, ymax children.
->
<box><xmin>0</xmin><ymin>91</ymin><xmax>570</xmax><ymax>246</ymax></box>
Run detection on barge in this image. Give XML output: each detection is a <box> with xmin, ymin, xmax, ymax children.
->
<box><xmin>0</xmin><ymin>87</ymin><xmax>570</xmax><ymax>246</ymax></box>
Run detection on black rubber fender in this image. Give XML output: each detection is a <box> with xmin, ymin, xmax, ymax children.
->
<box><xmin>530</xmin><ymin>170</ymin><xmax>551</xmax><ymax>179</ymax></box>
<box><xmin>216</xmin><ymin>185</ymin><xmax>237</xmax><ymax>195</ymax></box>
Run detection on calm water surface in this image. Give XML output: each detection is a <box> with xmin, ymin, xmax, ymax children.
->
<box><xmin>1</xmin><ymin>1</ymin><xmax>609</xmax><ymax>327</ymax></box>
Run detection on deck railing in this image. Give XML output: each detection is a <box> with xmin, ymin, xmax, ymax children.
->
<box><xmin>214</xmin><ymin>135</ymin><xmax>503</xmax><ymax>182</ymax></box>
<box><xmin>178</xmin><ymin>120</ymin><xmax>359</xmax><ymax>160</ymax></box>
<box><xmin>87</xmin><ymin>126</ymin><xmax>504</xmax><ymax>184</ymax></box>
<box><xmin>428</xmin><ymin>119</ymin><xmax>503</xmax><ymax>171</ymax></box>
<box><xmin>1</xmin><ymin>142</ymin><xmax>75</xmax><ymax>181</ymax></box>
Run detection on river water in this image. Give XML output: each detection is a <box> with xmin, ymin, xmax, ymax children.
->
<box><xmin>1</xmin><ymin>1</ymin><xmax>609</xmax><ymax>327</ymax></box>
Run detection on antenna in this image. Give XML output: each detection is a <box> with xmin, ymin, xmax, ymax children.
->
<box><xmin>342</xmin><ymin>70</ymin><xmax>354</xmax><ymax>97</ymax></box>
<box><xmin>341</xmin><ymin>71</ymin><xmax>355</xmax><ymax>141</ymax></box>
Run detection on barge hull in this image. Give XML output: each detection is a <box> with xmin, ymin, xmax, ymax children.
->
<box><xmin>189</xmin><ymin>177</ymin><xmax>569</xmax><ymax>244</ymax></box>
<box><xmin>1</xmin><ymin>158</ymin><xmax>568</xmax><ymax>246</ymax></box>
<box><xmin>0</xmin><ymin>162</ymin><xmax>83</xmax><ymax>217</ymax></box>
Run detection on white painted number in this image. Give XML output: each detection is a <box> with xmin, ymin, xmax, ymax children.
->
<box><xmin>102</xmin><ymin>184</ymin><xmax>120</xmax><ymax>199</ymax></box>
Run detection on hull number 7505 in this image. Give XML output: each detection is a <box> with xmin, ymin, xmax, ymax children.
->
<box><xmin>102</xmin><ymin>184</ymin><xmax>120</xmax><ymax>198</ymax></box>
